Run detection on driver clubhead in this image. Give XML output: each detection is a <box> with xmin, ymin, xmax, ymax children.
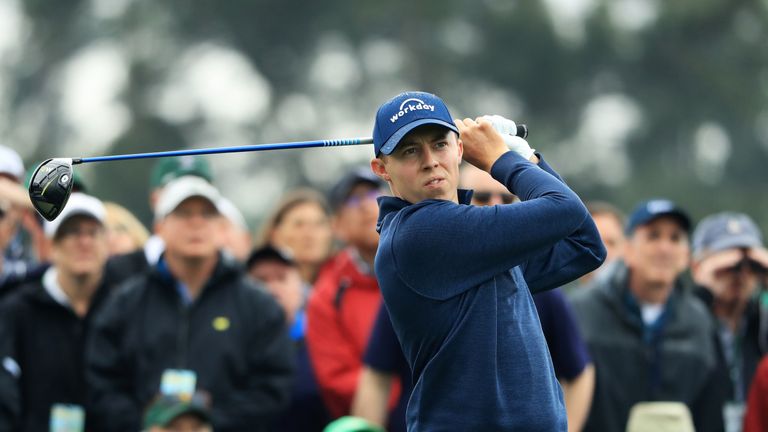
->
<box><xmin>28</xmin><ymin>158</ymin><xmax>74</xmax><ymax>221</ymax></box>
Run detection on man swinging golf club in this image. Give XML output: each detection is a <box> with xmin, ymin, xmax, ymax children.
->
<box><xmin>369</xmin><ymin>91</ymin><xmax>606</xmax><ymax>431</ymax></box>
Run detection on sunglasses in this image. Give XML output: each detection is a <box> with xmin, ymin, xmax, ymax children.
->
<box><xmin>56</xmin><ymin>225</ymin><xmax>105</xmax><ymax>240</ymax></box>
<box><xmin>344</xmin><ymin>189</ymin><xmax>383</xmax><ymax>208</ymax></box>
<box><xmin>472</xmin><ymin>191</ymin><xmax>517</xmax><ymax>205</ymax></box>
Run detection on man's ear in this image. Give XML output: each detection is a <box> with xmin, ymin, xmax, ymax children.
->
<box><xmin>457</xmin><ymin>138</ymin><xmax>464</xmax><ymax>165</ymax></box>
<box><xmin>370</xmin><ymin>158</ymin><xmax>390</xmax><ymax>182</ymax></box>
<box><xmin>155</xmin><ymin>219</ymin><xmax>166</xmax><ymax>241</ymax></box>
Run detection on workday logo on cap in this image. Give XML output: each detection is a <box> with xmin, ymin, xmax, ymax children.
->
<box><xmin>389</xmin><ymin>97</ymin><xmax>436</xmax><ymax>123</ymax></box>
<box><xmin>373</xmin><ymin>91</ymin><xmax>459</xmax><ymax>156</ymax></box>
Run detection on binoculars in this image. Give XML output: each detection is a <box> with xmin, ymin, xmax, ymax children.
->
<box><xmin>723</xmin><ymin>258</ymin><xmax>768</xmax><ymax>274</ymax></box>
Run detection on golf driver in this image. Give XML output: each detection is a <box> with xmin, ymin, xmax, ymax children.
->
<box><xmin>29</xmin><ymin>124</ymin><xmax>528</xmax><ymax>221</ymax></box>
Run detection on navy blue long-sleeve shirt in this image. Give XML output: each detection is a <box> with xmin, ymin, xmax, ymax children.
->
<box><xmin>374</xmin><ymin>151</ymin><xmax>606</xmax><ymax>431</ymax></box>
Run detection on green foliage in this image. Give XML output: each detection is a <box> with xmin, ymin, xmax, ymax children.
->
<box><xmin>6</xmin><ymin>0</ymin><xmax>768</xmax><ymax>230</ymax></box>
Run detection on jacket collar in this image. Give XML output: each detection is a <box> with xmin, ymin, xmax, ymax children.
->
<box><xmin>150</xmin><ymin>251</ymin><xmax>242</xmax><ymax>294</ymax></box>
<box><xmin>598</xmin><ymin>261</ymin><xmax>683</xmax><ymax>329</ymax></box>
<box><xmin>29</xmin><ymin>266</ymin><xmax>111</xmax><ymax>318</ymax></box>
<box><xmin>376</xmin><ymin>188</ymin><xmax>473</xmax><ymax>233</ymax></box>
<box><xmin>42</xmin><ymin>267</ymin><xmax>70</xmax><ymax>308</ymax></box>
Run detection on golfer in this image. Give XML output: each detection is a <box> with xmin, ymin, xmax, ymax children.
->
<box><xmin>369</xmin><ymin>91</ymin><xmax>606</xmax><ymax>431</ymax></box>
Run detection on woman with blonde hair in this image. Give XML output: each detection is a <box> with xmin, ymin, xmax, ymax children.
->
<box><xmin>103</xmin><ymin>201</ymin><xmax>150</xmax><ymax>256</ymax></box>
<box><xmin>257</xmin><ymin>188</ymin><xmax>333</xmax><ymax>285</ymax></box>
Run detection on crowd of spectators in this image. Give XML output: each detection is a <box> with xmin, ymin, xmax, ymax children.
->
<box><xmin>0</xmin><ymin>143</ymin><xmax>766</xmax><ymax>432</ymax></box>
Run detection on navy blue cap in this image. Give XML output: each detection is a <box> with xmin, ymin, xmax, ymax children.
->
<box><xmin>246</xmin><ymin>244</ymin><xmax>295</xmax><ymax>270</ymax></box>
<box><xmin>328</xmin><ymin>167</ymin><xmax>384</xmax><ymax>211</ymax></box>
<box><xmin>626</xmin><ymin>199</ymin><xmax>691</xmax><ymax>235</ymax></box>
<box><xmin>693</xmin><ymin>212</ymin><xmax>763</xmax><ymax>258</ymax></box>
<box><xmin>373</xmin><ymin>91</ymin><xmax>459</xmax><ymax>156</ymax></box>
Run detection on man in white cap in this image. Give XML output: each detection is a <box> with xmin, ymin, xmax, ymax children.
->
<box><xmin>87</xmin><ymin>175</ymin><xmax>295</xmax><ymax>432</ymax></box>
<box><xmin>106</xmin><ymin>155</ymin><xmax>215</xmax><ymax>286</ymax></box>
<box><xmin>0</xmin><ymin>145</ymin><xmax>26</xmax><ymax>195</ymax></box>
<box><xmin>0</xmin><ymin>145</ymin><xmax>42</xmax><ymax>297</ymax></box>
<box><xmin>0</xmin><ymin>145</ymin><xmax>30</xmax><ymax>429</ymax></box>
<box><xmin>0</xmin><ymin>192</ymin><xmax>111</xmax><ymax>432</ymax></box>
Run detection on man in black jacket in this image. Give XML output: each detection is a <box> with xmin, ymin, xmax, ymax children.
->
<box><xmin>106</xmin><ymin>155</ymin><xmax>214</xmax><ymax>285</ymax></box>
<box><xmin>0</xmin><ymin>364</ymin><xmax>17</xmax><ymax>431</ymax></box>
<box><xmin>0</xmin><ymin>192</ymin><xmax>111</xmax><ymax>432</ymax></box>
<box><xmin>87</xmin><ymin>175</ymin><xmax>294</xmax><ymax>432</ymax></box>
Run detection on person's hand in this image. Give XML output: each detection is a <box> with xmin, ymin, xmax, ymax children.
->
<box><xmin>480</xmin><ymin>115</ymin><xmax>536</xmax><ymax>160</ymax></box>
<box><xmin>0</xmin><ymin>178</ymin><xmax>32</xmax><ymax>210</ymax></box>
<box><xmin>747</xmin><ymin>247</ymin><xmax>768</xmax><ymax>268</ymax></box>
<box><xmin>453</xmin><ymin>117</ymin><xmax>510</xmax><ymax>172</ymax></box>
<box><xmin>747</xmin><ymin>247</ymin><xmax>768</xmax><ymax>283</ymax></box>
<box><xmin>748</xmin><ymin>247</ymin><xmax>768</xmax><ymax>286</ymax></box>
<box><xmin>694</xmin><ymin>249</ymin><xmax>744</xmax><ymax>292</ymax></box>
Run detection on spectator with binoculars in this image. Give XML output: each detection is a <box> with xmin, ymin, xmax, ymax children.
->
<box><xmin>691</xmin><ymin>212</ymin><xmax>768</xmax><ymax>432</ymax></box>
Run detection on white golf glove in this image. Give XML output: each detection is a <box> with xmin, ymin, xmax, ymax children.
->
<box><xmin>482</xmin><ymin>115</ymin><xmax>535</xmax><ymax>160</ymax></box>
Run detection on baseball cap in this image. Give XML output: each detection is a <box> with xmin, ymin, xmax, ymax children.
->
<box><xmin>218</xmin><ymin>197</ymin><xmax>249</xmax><ymax>231</ymax></box>
<box><xmin>625</xmin><ymin>199</ymin><xmax>691</xmax><ymax>235</ymax></box>
<box><xmin>150</xmin><ymin>156</ymin><xmax>213</xmax><ymax>190</ymax></box>
<box><xmin>323</xmin><ymin>416</ymin><xmax>386</xmax><ymax>432</ymax></box>
<box><xmin>154</xmin><ymin>175</ymin><xmax>222</xmax><ymax>221</ymax></box>
<box><xmin>328</xmin><ymin>167</ymin><xmax>385</xmax><ymax>211</ymax></box>
<box><xmin>626</xmin><ymin>402</ymin><xmax>695</xmax><ymax>432</ymax></box>
<box><xmin>246</xmin><ymin>244</ymin><xmax>295</xmax><ymax>270</ymax></box>
<box><xmin>373</xmin><ymin>91</ymin><xmax>459</xmax><ymax>156</ymax></box>
<box><xmin>143</xmin><ymin>393</ymin><xmax>212</xmax><ymax>428</ymax></box>
<box><xmin>0</xmin><ymin>146</ymin><xmax>24</xmax><ymax>181</ymax></box>
<box><xmin>43</xmin><ymin>192</ymin><xmax>106</xmax><ymax>238</ymax></box>
<box><xmin>692</xmin><ymin>212</ymin><xmax>764</xmax><ymax>258</ymax></box>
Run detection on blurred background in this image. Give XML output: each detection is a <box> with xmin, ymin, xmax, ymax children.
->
<box><xmin>1</xmin><ymin>0</ymin><xmax>767</xmax><ymax>229</ymax></box>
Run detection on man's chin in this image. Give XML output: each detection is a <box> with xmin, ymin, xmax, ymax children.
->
<box><xmin>66</xmin><ymin>266</ymin><xmax>101</xmax><ymax>279</ymax></box>
<box><xmin>645</xmin><ymin>272</ymin><xmax>679</xmax><ymax>289</ymax></box>
<box><xmin>424</xmin><ymin>189</ymin><xmax>451</xmax><ymax>201</ymax></box>
<box><xmin>175</xmin><ymin>248</ymin><xmax>217</xmax><ymax>261</ymax></box>
<box><xmin>725</xmin><ymin>283</ymin><xmax>755</xmax><ymax>299</ymax></box>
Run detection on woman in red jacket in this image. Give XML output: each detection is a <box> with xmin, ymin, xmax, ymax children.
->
<box><xmin>744</xmin><ymin>353</ymin><xmax>768</xmax><ymax>432</ymax></box>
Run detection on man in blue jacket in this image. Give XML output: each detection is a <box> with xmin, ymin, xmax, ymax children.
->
<box><xmin>369</xmin><ymin>91</ymin><xmax>606</xmax><ymax>431</ymax></box>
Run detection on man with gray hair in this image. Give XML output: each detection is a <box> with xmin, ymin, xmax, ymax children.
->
<box><xmin>691</xmin><ymin>212</ymin><xmax>768</xmax><ymax>431</ymax></box>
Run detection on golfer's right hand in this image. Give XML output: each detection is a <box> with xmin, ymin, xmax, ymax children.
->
<box><xmin>481</xmin><ymin>115</ymin><xmax>536</xmax><ymax>160</ymax></box>
<box><xmin>454</xmin><ymin>117</ymin><xmax>510</xmax><ymax>173</ymax></box>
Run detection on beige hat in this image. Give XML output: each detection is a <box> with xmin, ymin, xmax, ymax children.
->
<box><xmin>154</xmin><ymin>175</ymin><xmax>222</xmax><ymax>221</ymax></box>
<box><xmin>626</xmin><ymin>402</ymin><xmax>695</xmax><ymax>432</ymax></box>
<box><xmin>43</xmin><ymin>192</ymin><xmax>106</xmax><ymax>238</ymax></box>
<box><xmin>0</xmin><ymin>146</ymin><xmax>24</xmax><ymax>181</ymax></box>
